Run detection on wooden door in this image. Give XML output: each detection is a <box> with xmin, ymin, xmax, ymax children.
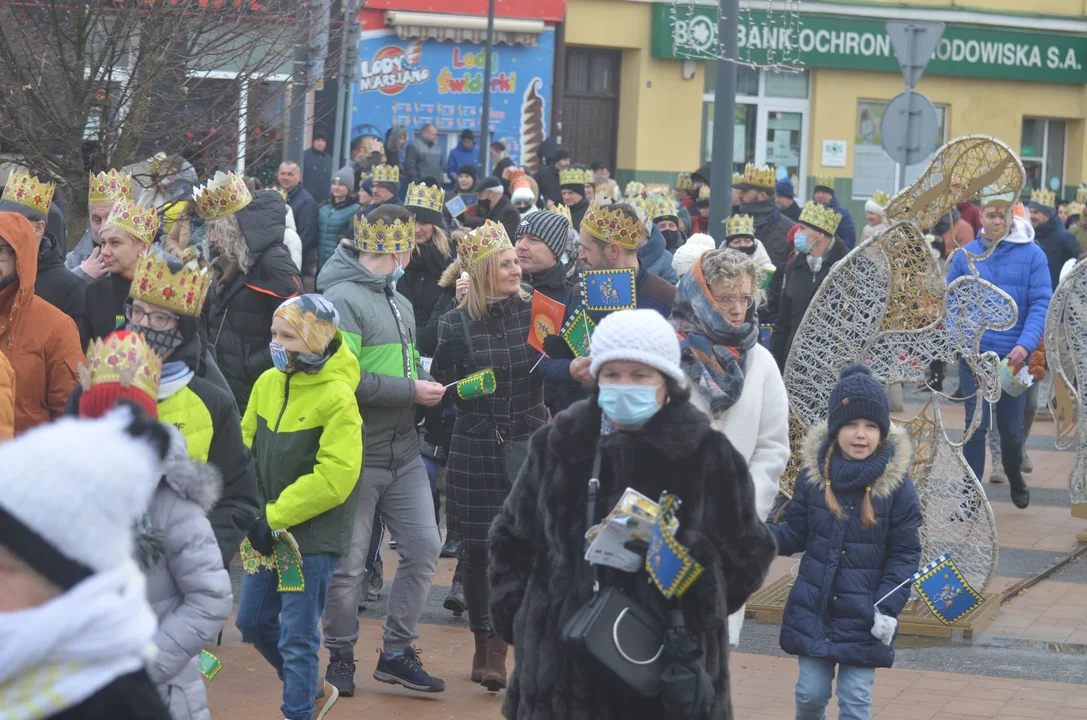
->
<box><xmin>561</xmin><ymin>49</ymin><xmax>620</xmax><ymax>169</ymax></box>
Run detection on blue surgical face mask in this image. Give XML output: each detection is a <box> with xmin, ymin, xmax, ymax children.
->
<box><xmin>597</xmin><ymin>383</ymin><xmax>662</xmax><ymax>428</ymax></box>
<box><xmin>391</xmin><ymin>256</ymin><xmax>406</xmax><ymax>285</ymax></box>
<box><xmin>269</xmin><ymin>341</ymin><xmax>291</xmax><ymax>373</ymax></box>
<box><xmin>793</xmin><ymin>232</ymin><xmax>811</xmax><ymax>254</ymax></box>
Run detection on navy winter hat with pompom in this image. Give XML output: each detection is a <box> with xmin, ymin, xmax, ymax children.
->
<box><xmin>828</xmin><ymin>363</ymin><xmax>890</xmax><ymax>440</ymax></box>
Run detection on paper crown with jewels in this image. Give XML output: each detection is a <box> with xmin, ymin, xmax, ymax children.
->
<box><xmin>1067</xmin><ymin>201</ymin><xmax>1084</xmax><ymax>218</ymax></box>
<box><xmin>798</xmin><ymin>202</ymin><xmax>842</xmax><ymax>236</ymax></box>
<box><xmin>130</xmin><ymin>247</ymin><xmax>212</xmax><ymax>317</ymax></box>
<box><xmin>1</xmin><ymin>169</ymin><xmax>55</xmax><ymax>219</ymax></box>
<box><xmin>870</xmin><ymin>190</ymin><xmax>891</xmax><ymax>207</ymax></box>
<box><xmin>653</xmin><ymin>195</ymin><xmax>679</xmax><ymax>220</ymax></box>
<box><xmin>725</xmin><ymin>214</ymin><xmax>755</xmax><ymax>238</ymax></box>
<box><xmin>457</xmin><ymin>219</ymin><xmax>513</xmax><ymax>270</ymax></box>
<box><xmin>732</xmin><ymin>172</ymin><xmax>743</xmax><ymax>185</ymax></box>
<box><xmin>734</xmin><ymin>163</ymin><xmax>776</xmax><ymax>191</ymax></box>
<box><xmin>1030</xmin><ymin>188</ymin><xmax>1056</xmax><ymax>208</ymax></box>
<box><xmin>88</xmin><ymin>170</ymin><xmax>132</xmax><ymax>207</ymax></box>
<box><xmin>628</xmin><ymin>196</ymin><xmax>654</xmax><ymax>223</ymax></box>
<box><xmin>624</xmin><ymin>181</ymin><xmax>645</xmax><ymax>198</ymax></box>
<box><xmin>352</xmin><ymin>213</ymin><xmax>415</xmax><ymax>254</ymax></box>
<box><xmin>105</xmin><ymin>197</ymin><xmax>160</xmax><ymax>246</ymax></box>
<box><xmin>697</xmin><ymin>185</ymin><xmax>711</xmax><ymax>201</ymax></box>
<box><xmin>559</xmin><ymin>168</ymin><xmax>593</xmax><ymax>187</ymax></box>
<box><xmin>193</xmin><ymin>171</ymin><xmax>252</xmax><ymax>221</ymax></box>
<box><xmin>675</xmin><ymin>173</ymin><xmax>694</xmax><ymax>191</ymax></box>
<box><xmin>814</xmin><ymin>175</ymin><xmax>836</xmax><ymax>192</ymax></box>
<box><xmin>581</xmin><ymin>200</ymin><xmax>644</xmax><ymax>250</ymax></box>
<box><xmin>980</xmin><ymin>183</ymin><xmax>1016</xmax><ymax>209</ymax></box>
<box><xmin>371</xmin><ymin>164</ymin><xmax>400</xmax><ymax>185</ymax></box>
<box><xmin>1076</xmin><ymin>184</ymin><xmax>1087</xmax><ymax>204</ymax></box>
<box><xmin>594</xmin><ymin>182</ymin><xmax>618</xmax><ymax>203</ymax></box>
<box><xmin>550</xmin><ymin>203</ymin><xmax>572</xmax><ymax>224</ymax></box>
<box><xmin>404</xmin><ymin>182</ymin><xmax>443</xmax><ymax>213</ymax></box>
<box><xmin>79</xmin><ymin>330</ymin><xmax>162</xmax><ymax>401</ymax></box>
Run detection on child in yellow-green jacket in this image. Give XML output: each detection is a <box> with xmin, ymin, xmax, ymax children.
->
<box><xmin>235</xmin><ymin>294</ymin><xmax>363</xmax><ymax>720</ymax></box>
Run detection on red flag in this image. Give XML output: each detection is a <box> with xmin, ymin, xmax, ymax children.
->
<box><xmin>528</xmin><ymin>291</ymin><xmax>565</xmax><ymax>354</ymax></box>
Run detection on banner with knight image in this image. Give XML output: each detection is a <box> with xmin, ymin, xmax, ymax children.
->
<box><xmin>351</xmin><ymin>28</ymin><xmax>554</xmax><ymax>171</ymax></box>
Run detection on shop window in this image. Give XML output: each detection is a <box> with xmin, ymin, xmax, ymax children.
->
<box><xmin>852</xmin><ymin>98</ymin><xmax>947</xmax><ymax>199</ymax></box>
<box><xmin>765</xmin><ymin>71</ymin><xmax>808</xmax><ymax>99</ymax></box>
<box><xmin>1021</xmin><ymin>118</ymin><xmax>1066</xmax><ymax>195</ymax></box>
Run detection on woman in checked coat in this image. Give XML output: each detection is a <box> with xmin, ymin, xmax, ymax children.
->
<box><xmin>432</xmin><ymin>220</ymin><xmax>547</xmax><ymax>693</ymax></box>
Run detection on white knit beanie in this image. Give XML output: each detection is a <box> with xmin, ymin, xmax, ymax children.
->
<box><xmin>0</xmin><ymin>406</ymin><xmax>167</xmax><ymax>587</ymax></box>
<box><xmin>590</xmin><ymin>309</ymin><xmax>687</xmax><ymax>387</ymax></box>
<box><xmin>865</xmin><ymin>198</ymin><xmax>885</xmax><ymax>216</ymax></box>
<box><xmin>671</xmin><ymin>233</ymin><xmax>717</xmax><ymax>279</ymax></box>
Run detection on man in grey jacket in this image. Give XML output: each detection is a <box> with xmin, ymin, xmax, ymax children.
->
<box><xmin>403</xmin><ymin>124</ymin><xmax>445</xmax><ymax>184</ymax></box>
<box><xmin>318</xmin><ymin>204</ymin><xmax>447</xmax><ymax>696</ymax></box>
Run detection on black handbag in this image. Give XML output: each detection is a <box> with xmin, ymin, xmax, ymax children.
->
<box><xmin>560</xmin><ymin>443</ymin><xmax>666</xmax><ymax>698</ymax></box>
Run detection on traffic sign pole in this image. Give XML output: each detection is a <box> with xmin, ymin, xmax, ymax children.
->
<box><xmin>897</xmin><ymin>28</ymin><xmax>915</xmax><ymax>193</ymax></box>
<box><xmin>708</xmin><ymin>0</ymin><xmax>739</xmax><ymax>246</ymax></box>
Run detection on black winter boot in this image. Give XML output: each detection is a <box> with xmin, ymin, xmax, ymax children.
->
<box><xmin>1006</xmin><ymin>467</ymin><xmax>1030</xmax><ymax>509</ymax></box>
<box><xmin>444</xmin><ymin>560</ymin><xmax>466</xmax><ymax>617</ymax></box>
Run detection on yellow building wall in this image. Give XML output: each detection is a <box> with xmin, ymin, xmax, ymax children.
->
<box><xmin>864</xmin><ymin>0</ymin><xmax>1087</xmax><ymax>14</ymax></box>
<box><xmin>565</xmin><ymin>0</ymin><xmax>704</xmax><ymax>176</ymax></box>
<box><xmin>808</xmin><ymin>69</ymin><xmax>1087</xmax><ymax>182</ymax></box>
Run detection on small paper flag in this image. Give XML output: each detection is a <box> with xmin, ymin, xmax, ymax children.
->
<box><xmin>561</xmin><ymin>308</ymin><xmax>595</xmax><ymax>358</ymax></box>
<box><xmin>913</xmin><ymin>555</ymin><xmax>984</xmax><ymax>625</ymax></box>
<box><xmin>583</xmin><ymin>268</ymin><xmax>637</xmax><ymax>312</ymax></box>
<box><xmin>460</xmin><ymin>192</ymin><xmax>478</xmax><ymax>208</ymax></box>
<box><xmin>528</xmin><ymin>292</ymin><xmax>566</xmax><ymax>353</ymax></box>
<box><xmin>239</xmin><ymin>530</ymin><xmax>305</xmax><ymax>593</ymax></box>
<box><xmin>445</xmin><ymin>195</ymin><xmax>467</xmax><ymax>217</ymax></box>
<box><xmin>199</xmin><ymin>650</ymin><xmax>222</xmax><ymax>681</ymax></box>
<box><xmin>646</xmin><ymin>493</ymin><xmax>703</xmax><ymax>599</ymax></box>
<box><xmin>457</xmin><ymin>368</ymin><xmax>497</xmax><ymax>399</ymax></box>
<box><xmin>759</xmin><ymin>267</ymin><xmax>774</xmax><ymax>290</ymax></box>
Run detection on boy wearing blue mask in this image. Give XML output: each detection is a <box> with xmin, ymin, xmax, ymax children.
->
<box><xmin>770</xmin><ymin>202</ymin><xmax>846</xmax><ymax>371</ymax></box>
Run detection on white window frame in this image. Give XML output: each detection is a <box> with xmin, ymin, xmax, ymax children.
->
<box><xmin>188</xmin><ymin>70</ymin><xmax>291</xmax><ymax>175</ymax></box>
<box><xmin>1021</xmin><ymin>117</ymin><xmax>1067</xmax><ymax>193</ymax></box>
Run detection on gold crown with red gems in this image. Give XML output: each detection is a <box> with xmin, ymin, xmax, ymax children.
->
<box><xmin>79</xmin><ymin>330</ymin><xmax>162</xmax><ymax>400</ymax></box>
<box><xmin>2</xmin><ymin>169</ymin><xmax>55</xmax><ymax>217</ymax></box>
<box><xmin>405</xmin><ymin>182</ymin><xmax>444</xmax><ymax>212</ymax></box>
<box><xmin>130</xmin><ymin>247</ymin><xmax>212</xmax><ymax>317</ymax></box>
<box><xmin>193</xmin><ymin>171</ymin><xmax>252</xmax><ymax>221</ymax></box>
<box><xmin>736</xmin><ymin>163</ymin><xmax>777</xmax><ymax>191</ymax></box>
<box><xmin>352</xmin><ymin>214</ymin><xmax>415</xmax><ymax>254</ymax></box>
<box><xmin>371</xmin><ymin>165</ymin><xmax>400</xmax><ymax>184</ymax></box>
<box><xmin>457</xmin><ymin>220</ymin><xmax>513</xmax><ymax>270</ymax></box>
<box><xmin>798</xmin><ymin>202</ymin><xmax>842</xmax><ymax>236</ymax></box>
<box><xmin>725</xmin><ymin>214</ymin><xmax>755</xmax><ymax>238</ymax></box>
<box><xmin>105</xmin><ymin>197</ymin><xmax>160</xmax><ymax>246</ymax></box>
<box><xmin>581</xmin><ymin>200</ymin><xmax>644</xmax><ymax>250</ymax></box>
<box><xmin>88</xmin><ymin>170</ymin><xmax>133</xmax><ymax>206</ymax></box>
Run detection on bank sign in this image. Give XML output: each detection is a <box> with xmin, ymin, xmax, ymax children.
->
<box><xmin>651</xmin><ymin>5</ymin><xmax>1087</xmax><ymax>84</ymax></box>
<box><xmin>352</xmin><ymin>29</ymin><xmax>554</xmax><ymax>167</ymax></box>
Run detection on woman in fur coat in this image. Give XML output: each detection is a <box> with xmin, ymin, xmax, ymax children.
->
<box><xmin>488</xmin><ymin>309</ymin><xmax>777</xmax><ymax>719</ymax></box>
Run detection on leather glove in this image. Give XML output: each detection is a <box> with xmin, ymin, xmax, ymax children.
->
<box><xmin>247</xmin><ymin>517</ymin><xmax>275</xmax><ymax>557</ymax></box>
<box><xmin>871</xmin><ymin>609</ymin><xmax>897</xmax><ymax>646</ymax></box>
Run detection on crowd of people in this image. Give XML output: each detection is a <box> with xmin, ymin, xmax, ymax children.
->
<box><xmin>0</xmin><ymin>131</ymin><xmax>1080</xmax><ymax>720</ymax></box>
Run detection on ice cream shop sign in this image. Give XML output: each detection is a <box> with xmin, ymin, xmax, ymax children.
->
<box><xmin>352</xmin><ymin>28</ymin><xmax>555</xmax><ymax>167</ymax></box>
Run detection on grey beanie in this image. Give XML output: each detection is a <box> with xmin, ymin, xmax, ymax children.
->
<box><xmin>332</xmin><ymin>166</ymin><xmax>356</xmax><ymax>193</ymax></box>
<box><xmin>518</xmin><ymin>211</ymin><xmax>571</xmax><ymax>261</ymax></box>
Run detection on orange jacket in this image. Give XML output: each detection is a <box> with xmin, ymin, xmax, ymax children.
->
<box><xmin>0</xmin><ymin>348</ymin><xmax>12</xmax><ymax>442</ymax></box>
<box><xmin>0</xmin><ymin>212</ymin><xmax>84</xmax><ymax>434</ymax></box>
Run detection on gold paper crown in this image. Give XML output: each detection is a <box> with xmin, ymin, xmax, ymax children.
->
<box><xmin>698</xmin><ymin>185</ymin><xmax>711</xmax><ymax>201</ymax></box>
<box><xmin>653</xmin><ymin>195</ymin><xmax>679</xmax><ymax>219</ymax></box>
<box><xmin>814</xmin><ymin>175</ymin><xmax>835</xmax><ymax>191</ymax></box>
<box><xmin>2</xmin><ymin>169</ymin><xmax>55</xmax><ymax>217</ymax></box>
<box><xmin>594</xmin><ymin>182</ymin><xmax>617</xmax><ymax>202</ymax></box>
<box><xmin>870</xmin><ymin>190</ymin><xmax>890</xmax><ymax>207</ymax></box>
<box><xmin>581</xmin><ymin>200</ymin><xmax>644</xmax><ymax>250</ymax></box>
<box><xmin>798</xmin><ymin>202</ymin><xmax>842</xmax><ymax>236</ymax></box>
<box><xmin>105</xmin><ymin>197</ymin><xmax>160</xmax><ymax>246</ymax></box>
<box><xmin>628</xmin><ymin>197</ymin><xmax>654</xmax><ymax>222</ymax></box>
<box><xmin>193</xmin><ymin>171</ymin><xmax>252</xmax><ymax>221</ymax></box>
<box><xmin>88</xmin><ymin>170</ymin><xmax>132</xmax><ymax>207</ymax></box>
<box><xmin>130</xmin><ymin>247</ymin><xmax>212</xmax><ymax>317</ymax></box>
<box><xmin>550</xmin><ymin>203</ymin><xmax>572</xmax><ymax>225</ymax></box>
<box><xmin>981</xmin><ymin>183</ymin><xmax>1016</xmax><ymax>208</ymax></box>
<box><xmin>725</xmin><ymin>214</ymin><xmax>755</xmax><ymax>238</ymax></box>
<box><xmin>559</xmin><ymin>168</ymin><xmax>592</xmax><ymax>186</ymax></box>
<box><xmin>675</xmin><ymin>174</ymin><xmax>693</xmax><ymax>191</ymax></box>
<box><xmin>79</xmin><ymin>331</ymin><xmax>162</xmax><ymax>400</ymax></box>
<box><xmin>738</xmin><ymin>163</ymin><xmax>776</xmax><ymax>191</ymax></box>
<box><xmin>371</xmin><ymin>165</ymin><xmax>400</xmax><ymax>184</ymax></box>
<box><xmin>1067</xmin><ymin>201</ymin><xmax>1084</xmax><ymax>218</ymax></box>
<box><xmin>1030</xmin><ymin>188</ymin><xmax>1056</xmax><ymax>207</ymax></box>
<box><xmin>624</xmin><ymin>181</ymin><xmax>645</xmax><ymax>198</ymax></box>
<box><xmin>405</xmin><ymin>182</ymin><xmax>443</xmax><ymax>212</ymax></box>
<box><xmin>457</xmin><ymin>220</ymin><xmax>513</xmax><ymax>270</ymax></box>
<box><xmin>1076</xmin><ymin>184</ymin><xmax>1087</xmax><ymax>204</ymax></box>
<box><xmin>352</xmin><ymin>214</ymin><xmax>415</xmax><ymax>254</ymax></box>
<box><xmin>732</xmin><ymin>172</ymin><xmax>743</xmax><ymax>185</ymax></box>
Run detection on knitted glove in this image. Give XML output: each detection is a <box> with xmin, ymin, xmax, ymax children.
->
<box><xmin>247</xmin><ymin>517</ymin><xmax>275</xmax><ymax>557</ymax></box>
<box><xmin>871</xmin><ymin>610</ymin><xmax>897</xmax><ymax>646</ymax></box>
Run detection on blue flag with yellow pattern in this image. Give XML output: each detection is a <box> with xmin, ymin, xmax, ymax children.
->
<box><xmin>913</xmin><ymin>554</ymin><xmax>984</xmax><ymax>625</ymax></box>
<box><xmin>646</xmin><ymin>493</ymin><xmax>703</xmax><ymax>599</ymax></box>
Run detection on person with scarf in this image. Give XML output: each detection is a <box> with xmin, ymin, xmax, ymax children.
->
<box><xmin>734</xmin><ymin>164</ymin><xmax>797</xmax><ymax>270</ymax></box>
<box><xmin>671</xmin><ymin>247</ymin><xmax>789</xmax><ymax>646</ymax></box>
<box><xmin>0</xmin><ymin>404</ymin><xmax>173</xmax><ymax>720</ymax></box>
<box><xmin>317</xmin><ymin>168</ymin><xmax>362</xmax><ymax>272</ymax></box>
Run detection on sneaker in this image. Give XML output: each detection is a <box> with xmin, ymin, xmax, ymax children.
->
<box><xmin>325</xmin><ymin>652</ymin><xmax>356</xmax><ymax>697</ymax></box>
<box><xmin>988</xmin><ymin>470</ymin><xmax>1006</xmax><ymax>484</ymax></box>
<box><xmin>373</xmin><ymin>647</ymin><xmax>446</xmax><ymax>693</ymax></box>
<box><xmin>1021</xmin><ymin>453</ymin><xmax>1033</xmax><ymax>474</ymax></box>
<box><xmin>313</xmin><ymin>679</ymin><xmax>339</xmax><ymax>720</ymax></box>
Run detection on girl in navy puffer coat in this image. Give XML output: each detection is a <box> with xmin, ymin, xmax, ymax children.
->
<box><xmin>770</xmin><ymin>364</ymin><xmax>922</xmax><ymax>720</ymax></box>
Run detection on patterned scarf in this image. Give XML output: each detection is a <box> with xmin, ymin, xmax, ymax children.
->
<box><xmin>671</xmin><ymin>257</ymin><xmax>758</xmax><ymax>416</ymax></box>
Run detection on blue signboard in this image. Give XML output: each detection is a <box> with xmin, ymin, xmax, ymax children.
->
<box><xmin>352</xmin><ymin>29</ymin><xmax>554</xmax><ymax>169</ymax></box>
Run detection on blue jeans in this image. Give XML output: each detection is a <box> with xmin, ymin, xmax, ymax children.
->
<box><xmin>236</xmin><ymin>553</ymin><xmax>338</xmax><ymax>720</ymax></box>
<box><xmin>958</xmin><ymin>358</ymin><xmax>1028</xmax><ymax>480</ymax></box>
<box><xmin>795</xmin><ymin>656</ymin><xmax>875</xmax><ymax>720</ymax></box>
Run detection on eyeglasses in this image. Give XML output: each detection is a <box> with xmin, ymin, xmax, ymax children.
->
<box><xmin>0</xmin><ymin>245</ymin><xmax>14</xmax><ymax>261</ymax></box>
<box><xmin>125</xmin><ymin>303</ymin><xmax>180</xmax><ymax>331</ymax></box>
<box><xmin>712</xmin><ymin>294</ymin><xmax>755</xmax><ymax>309</ymax></box>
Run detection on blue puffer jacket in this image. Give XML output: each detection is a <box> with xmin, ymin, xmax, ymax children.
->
<box><xmin>317</xmin><ymin>199</ymin><xmax>361</xmax><ymax>271</ymax></box>
<box><xmin>446</xmin><ymin>144</ymin><xmax>478</xmax><ymax>182</ymax></box>
<box><xmin>947</xmin><ymin>216</ymin><xmax>1052</xmax><ymax>357</ymax></box>
<box><xmin>827</xmin><ymin>196</ymin><xmax>857</xmax><ymax>250</ymax></box>
<box><xmin>770</xmin><ymin>423</ymin><xmax>922</xmax><ymax>669</ymax></box>
<box><xmin>638</xmin><ymin>224</ymin><xmax>678</xmax><ymax>284</ymax></box>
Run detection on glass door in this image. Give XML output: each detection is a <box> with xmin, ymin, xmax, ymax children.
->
<box><xmin>756</xmin><ymin>105</ymin><xmax>807</xmax><ymax>199</ymax></box>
